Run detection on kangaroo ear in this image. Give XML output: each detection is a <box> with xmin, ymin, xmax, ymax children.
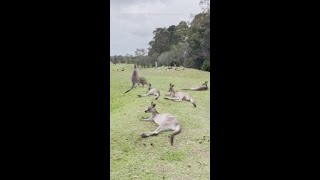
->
<box><xmin>151</xmin><ymin>102</ymin><xmax>153</xmax><ymax>105</ymax></box>
<box><xmin>152</xmin><ymin>103</ymin><xmax>156</xmax><ymax>107</ymax></box>
<box><xmin>172</xmin><ymin>85</ymin><xmax>174</xmax><ymax>87</ymax></box>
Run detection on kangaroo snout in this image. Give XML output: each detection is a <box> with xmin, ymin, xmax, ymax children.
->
<box><xmin>145</xmin><ymin>110</ymin><xmax>148</xmax><ymax>113</ymax></box>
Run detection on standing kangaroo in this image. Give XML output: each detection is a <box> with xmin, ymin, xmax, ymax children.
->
<box><xmin>181</xmin><ymin>81</ymin><xmax>208</xmax><ymax>91</ymax></box>
<box><xmin>141</xmin><ymin>102</ymin><xmax>181</xmax><ymax>146</ymax></box>
<box><xmin>164</xmin><ymin>83</ymin><xmax>197</xmax><ymax>107</ymax></box>
<box><xmin>123</xmin><ymin>64</ymin><xmax>139</xmax><ymax>94</ymax></box>
<box><xmin>137</xmin><ymin>83</ymin><xmax>160</xmax><ymax>100</ymax></box>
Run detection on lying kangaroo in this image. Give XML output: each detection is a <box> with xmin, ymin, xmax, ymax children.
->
<box><xmin>164</xmin><ymin>83</ymin><xmax>196</xmax><ymax>107</ymax></box>
<box><xmin>181</xmin><ymin>81</ymin><xmax>208</xmax><ymax>91</ymax></box>
<box><xmin>123</xmin><ymin>64</ymin><xmax>139</xmax><ymax>94</ymax></box>
<box><xmin>175</xmin><ymin>66</ymin><xmax>185</xmax><ymax>71</ymax></box>
<box><xmin>137</xmin><ymin>83</ymin><xmax>160</xmax><ymax>100</ymax></box>
<box><xmin>141</xmin><ymin>102</ymin><xmax>181</xmax><ymax>146</ymax></box>
<box><xmin>137</xmin><ymin>77</ymin><xmax>148</xmax><ymax>88</ymax></box>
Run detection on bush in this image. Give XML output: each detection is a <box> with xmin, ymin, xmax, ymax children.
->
<box><xmin>201</xmin><ymin>59</ymin><xmax>210</xmax><ymax>72</ymax></box>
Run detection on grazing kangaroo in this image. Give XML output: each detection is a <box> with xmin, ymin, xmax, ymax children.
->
<box><xmin>137</xmin><ymin>83</ymin><xmax>160</xmax><ymax>100</ymax></box>
<box><xmin>141</xmin><ymin>102</ymin><xmax>181</xmax><ymax>146</ymax></box>
<box><xmin>164</xmin><ymin>83</ymin><xmax>197</xmax><ymax>107</ymax></box>
<box><xmin>137</xmin><ymin>77</ymin><xmax>148</xmax><ymax>88</ymax></box>
<box><xmin>123</xmin><ymin>64</ymin><xmax>139</xmax><ymax>94</ymax></box>
<box><xmin>181</xmin><ymin>81</ymin><xmax>208</xmax><ymax>91</ymax></box>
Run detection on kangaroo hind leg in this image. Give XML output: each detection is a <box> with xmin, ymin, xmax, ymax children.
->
<box><xmin>141</xmin><ymin>126</ymin><xmax>163</xmax><ymax>138</ymax></box>
<box><xmin>164</xmin><ymin>97</ymin><xmax>179</xmax><ymax>100</ymax></box>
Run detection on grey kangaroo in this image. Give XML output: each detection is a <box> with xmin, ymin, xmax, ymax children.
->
<box><xmin>137</xmin><ymin>83</ymin><xmax>161</xmax><ymax>100</ymax></box>
<box><xmin>123</xmin><ymin>64</ymin><xmax>139</xmax><ymax>94</ymax></box>
<box><xmin>181</xmin><ymin>81</ymin><xmax>208</xmax><ymax>91</ymax></box>
<box><xmin>141</xmin><ymin>102</ymin><xmax>181</xmax><ymax>146</ymax></box>
<box><xmin>164</xmin><ymin>83</ymin><xmax>196</xmax><ymax>107</ymax></box>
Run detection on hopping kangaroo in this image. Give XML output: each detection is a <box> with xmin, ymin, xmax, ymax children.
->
<box><xmin>141</xmin><ymin>102</ymin><xmax>181</xmax><ymax>146</ymax></box>
<box><xmin>181</xmin><ymin>81</ymin><xmax>208</xmax><ymax>91</ymax></box>
<box><xmin>137</xmin><ymin>83</ymin><xmax>161</xmax><ymax>100</ymax></box>
<box><xmin>123</xmin><ymin>64</ymin><xmax>139</xmax><ymax>94</ymax></box>
<box><xmin>164</xmin><ymin>83</ymin><xmax>196</xmax><ymax>107</ymax></box>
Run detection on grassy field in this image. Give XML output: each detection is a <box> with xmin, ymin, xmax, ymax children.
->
<box><xmin>110</xmin><ymin>64</ymin><xmax>210</xmax><ymax>180</ymax></box>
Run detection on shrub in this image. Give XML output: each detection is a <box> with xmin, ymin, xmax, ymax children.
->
<box><xmin>201</xmin><ymin>59</ymin><xmax>210</xmax><ymax>72</ymax></box>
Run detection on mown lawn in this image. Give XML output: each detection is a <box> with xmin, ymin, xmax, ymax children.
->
<box><xmin>110</xmin><ymin>64</ymin><xmax>210</xmax><ymax>180</ymax></box>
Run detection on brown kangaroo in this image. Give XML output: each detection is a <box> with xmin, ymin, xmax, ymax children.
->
<box><xmin>181</xmin><ymin>81</ymin><xmax>208</xmax><ymax>91</ymax></box>
<box><xmin>137</xmin><ymin>77</ymin><xmax>148</xmax><ymax>88</ymax></box>
<box><xmin>141</xmin><ymin>102</ymin><xmax>181</xmax><ymax>146</ymax></box>
<box><xmin>164</xmin><ymin>83</ymin><xmax>196</xmax><ymax>107</ymax></box>
<box><xmin>137</xmin><ymin>83</ymin><xmax>160</xmax><ymax>100</ymax></box>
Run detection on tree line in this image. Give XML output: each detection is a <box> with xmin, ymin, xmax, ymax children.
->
<box><xmin>110</xmin><ymin>0</ymin><xmax>211</xmax><ymax>72</ymax></box>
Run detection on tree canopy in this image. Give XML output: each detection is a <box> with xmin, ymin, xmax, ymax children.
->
<box><xmin>110</xmin><ymin>0</ymin><xmax>211</xmax><ymax>72</ymax></box>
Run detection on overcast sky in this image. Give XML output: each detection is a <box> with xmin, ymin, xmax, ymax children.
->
<box><xmin>110</xmin><ymin>0</ymin><xmax>203</xmax><ymax>56</ymax></box>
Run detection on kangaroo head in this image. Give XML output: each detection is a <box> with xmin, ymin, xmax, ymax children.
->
<box><xmin>168</xmin><ymin>83</ymin><xmax>174</xmax><ymax>92</ymax></box>
<box><xmin>145</xmin><ymin>102</ymin><xmax>156</xmax><ymax>113</ymax></box>
<box><xmin>203</xmin><ymin>81</ymin><xmax>208</xmax><ymax>86</ymax></box>
<box><xmin>148</xmin><ymin>83</ymin><xmax>152</xmax><ymax>90</ymax></box>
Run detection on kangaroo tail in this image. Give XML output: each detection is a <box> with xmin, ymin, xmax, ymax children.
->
<box><xmin>137</xmin><ymin>94</ymin><xmax>148</xmax><ymax>97</ymax></box>
<box><xmin>170</xmin><ymin>124</ymin><xmax>181</xmax><ymax>146</ymax></box>
<box><xmin>190</xmin><ymin>98</ymin><xmax>196</xmax><ymax>108</ymax></box>
<box><xmin>123</xmin><ymin>85</ymin><xmax>134</xmax><ymax>94</ymax></box>
<box><xmin>155</xmin><ymin>91</ymin><xmax>160</xmax><ymax>100</ymax></box>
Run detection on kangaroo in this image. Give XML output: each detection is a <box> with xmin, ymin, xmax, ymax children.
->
<box><xmin>137</xmin><ymin>83</ymin><xmax>161</xmax><ymax>100</ymax></box>
<box><xmin>141</xmin><ymin>102</ymin><xmax>181</xmax><ymax>146</ymax></box>
<box><xmin>175</xmin><ymin>66</ymin><xmax>185</xmax><ymax>71</ymax></box>
<box><xmin>137</xmin><ymin>77</ymin><xmax>148</xmax><ymax>88</ymax></box>
<box><xmin>123</xmin><ymin>64</ymin><xmax>139</xmax><ymax>94</ymax></box>
<box><xmin>181</xmin><ymin>81</ymin><xmax>208</xmax><ymax>91</ymax></box>
<box><xmin>164</xmin><ymin>83</ymin><xmax>196</xmax><ymax>107</ymax></box>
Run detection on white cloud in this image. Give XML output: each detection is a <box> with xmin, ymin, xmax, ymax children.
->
<box><xmin>110</xmin><ymin>0</ymin><xmax>203</xmax><ymax>55</ymax></box>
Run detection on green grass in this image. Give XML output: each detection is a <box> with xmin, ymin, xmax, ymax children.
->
<box><xmin>110</xmin><ymin>64</ymin><xmax>210</xmax><ymax>180</ymax></box>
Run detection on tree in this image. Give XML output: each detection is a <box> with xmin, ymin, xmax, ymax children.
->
<box><xmin>157</xmin><ymin>51</ymin><xmax>172</xmax><ymax>66</ymax></box>
<box><xmin>201</xmin><ymin>59</ymin><xmax>210</xmax><ymax>72</ymax></box>
<box><xmin>199</xmin><ymin>0</ymin><xmax>210</xmax><ymax>13</ymax></box>
<box><xmin>175</xmin><ymin>21</ymin><xmax>189</xmax><ymax>43</ymax></box>
<box><xmin>148</xmin><ymin>28</ymin><xmax>170</xmax><ymax>59</ymax></box>
<box><xmin>170</xmin><ymin>42</ymin><xmax>188</xmax><ymax>66</ymax></box>
<box><xmin>135</xmin><ymin>48</ymin><xmax>147</xmax><ymax>56</ymax></box>
<box><xmin>122</xmin><ymin>0</ymin><xmax>211</xmax><ymax>71</ymax></box>
<box><xmin>186</xmin><ymin>10</ymin><xmax>210</xmax><ymax>69</ymax></box>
